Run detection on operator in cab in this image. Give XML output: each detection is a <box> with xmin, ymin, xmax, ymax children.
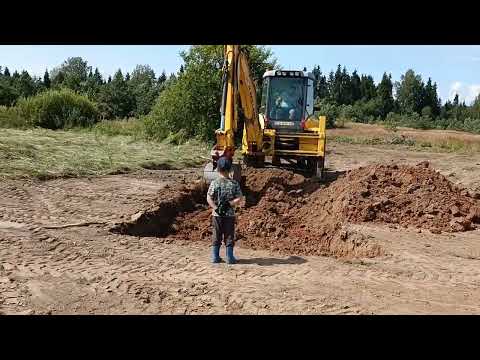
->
<box><xmin>206</xmin><ymin>157</ymin><xmax>244</xmax><ymax>264</ymax></box>
<box><xmin>271</xmin><ymin>84</ymin><xmax>302</xmax><ymax>122</ymax></box>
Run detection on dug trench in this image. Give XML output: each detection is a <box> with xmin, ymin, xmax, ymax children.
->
<box><xmin>111</xmin><ymin>162</ymin><xmax>480</xmax><ymax>259</ymax></box>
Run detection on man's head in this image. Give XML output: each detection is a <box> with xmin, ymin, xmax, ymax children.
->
<box><xmin>217</xmin><ymin>157</ymin><xmax>232</xmax><ymax>175</ymax></box>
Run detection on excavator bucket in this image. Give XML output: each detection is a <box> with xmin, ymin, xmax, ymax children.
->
<box><xmin>203</xmin><ymin>162</ymin><xmax>242</xmax><ymax>185</ymax></box>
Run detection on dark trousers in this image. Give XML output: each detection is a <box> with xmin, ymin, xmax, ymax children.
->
<box><xmin>212</xmin><ymin>216</ymin><xmax>235</xmax><ymax>247</ymax></box>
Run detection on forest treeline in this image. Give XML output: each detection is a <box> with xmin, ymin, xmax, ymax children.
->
<box><xmin>1</xmin><ymin>46</ymin><xmax>480</xmax><ymax>139</ymax></box>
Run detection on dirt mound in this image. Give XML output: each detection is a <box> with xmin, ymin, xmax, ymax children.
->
<box><xmin>111</xmin><ymin>181</ymin><xmax>207</xmax><ymax>237</ymax></box>
<box><xmin>113</xmin><ymin>162</ymin><xmax>480</xmax><ymax>258</ymax></box>
<box><xmin>308</xmin><ymin>161</ymin><xmax>480</xmax><ymax>234</ymax></box>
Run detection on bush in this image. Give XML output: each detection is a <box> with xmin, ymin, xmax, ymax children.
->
<box><xmin>462</xmin><ymin>118</ymin><xmax>480</xmax><ymax>134</ymax></box>
<box><xmin>16</xmin><ymin>88</ymin><xmax>99</xmax><ymax>129</ymax></box>
<box><xmin>0</xmin><ymin>105</ymin><xmax>27</xmax><ymax>128</ymax></box>
<box><xmin>314</xmin><ymin>99</ymin><xmax>338</xmax><ymax>128</ymax></box>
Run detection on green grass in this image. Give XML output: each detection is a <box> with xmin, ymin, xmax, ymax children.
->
<box><xmin>328</xmin><ymin>133</ymin><xmax>480</xmax><ymax>153</ymax></box>
<box><xmin>83</xmin><ymin>118</ymin><xmax>147</xmax><ymax>139</ymax></box>
<box><xmin>328</xmin><ymin>134</ymin><xmax>416</xmax><ymax>147</ymax></box>
<box><xmin>0</xmin><ymin>127</ymin><xmax>210</xmax><ymax>180</ymax></box>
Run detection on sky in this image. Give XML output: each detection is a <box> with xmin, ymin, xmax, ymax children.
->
<box><xmin>1</xmin><ymin>45</ymin><xmax>479</xmax><ymax>105</ymax></box>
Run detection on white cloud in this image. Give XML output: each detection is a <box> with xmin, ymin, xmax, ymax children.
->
<box><xmin>448</xmin><ymin>81</ymin><xmax>480</xmax><ymax>104</ymax></box>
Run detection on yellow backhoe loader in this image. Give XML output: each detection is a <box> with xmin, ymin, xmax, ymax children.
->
<box><xmin>203</xmin><ymin>45</ymin><xmax>327</xmax><ymax>183</ymax></box>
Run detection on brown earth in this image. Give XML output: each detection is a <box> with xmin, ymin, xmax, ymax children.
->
<box><xmin>2</xmin><ymin>143</ymin><xmax>480</xmax><ymax>314</ymax></box>
<box><xmin>115</xmin><ymin>162</ymin><xmax>480</xmax><ymax>259</ymax></box>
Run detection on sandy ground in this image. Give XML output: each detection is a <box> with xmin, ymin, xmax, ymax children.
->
<box><xmin>1</xmin><ymin>143</ymin><xmax>480</xmax><ymax>314</ymax></box>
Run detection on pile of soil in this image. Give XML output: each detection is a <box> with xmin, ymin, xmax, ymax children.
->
<box><xmin>113</xmin><ymin>162</ymin><xmax>480</xmax><ymax>258</ymax></box>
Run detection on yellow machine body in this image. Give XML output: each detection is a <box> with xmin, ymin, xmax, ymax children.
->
<box><xmin>205</xmin><ymin>45</ymin><xmax>327</xmax><ymax>183</ymax></box>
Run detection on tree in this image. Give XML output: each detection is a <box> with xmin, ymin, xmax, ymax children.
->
<box><xmin>350</xmin><ymin>70</ymin><xmax>361</xmax><ymax>103</ymax></box>
<box><xmin>51</xmin><ymin>57</ymin><xmax>91</xmax><ymax>92</ymax></box>
<box><xmin>84</xmin><ymin>68</ymin><xmax>102</xmax><ymax>99</ymax></box>
<box><xmin>157</xmin><ymin>70</ymin><xmax>168</xmax><ymax>92</ymax></box>
<box><xmin>158</xmin><ymin>71</ymin><xmax>167</xmax><ymax>84</ymax></box>
<box><xmin>341</xmin><ymin>66</ymin><xmax>352</xmax><ymax>104</ymax></box>
<box><xmin>395</xmin><ymin>69</ymin><xmax>425</xmax><ymax>114</ymax></box>
<box><xmin>129</xmin><ymin>64</ymin><xmax>158</xmax><ymax>116</ymax></box>
<box><xmin>97</xmin><ymin>69</ymin><xmax>134</xmax><ymax>119</ymax></box>
<box><xmin>423</xmin><ymin>78</ymin><xmax>440</xmax><ymax>117</ymax></box>
<box><xmin>327</xmin><ymin>71</ymin><xmax>335</xmax><ymax>103</ymax></box>
<box><xmin>330</xmin><ymin>65</ymin><xmax>343</xmax><ymax>104</ymax></box>
<box><xmin>4</xmin><ymin>67</ymin><xmax>11</xmax><ymax>78</ymax></box>
<box><xmin>472</xmin><ymin>94</ymin><xmax>480</xmax><ymax>119</ymax></box>
<box><xmin>43</xmin><ymin>69</ymin><xmax>51</xmax><ymax>89</ymax></box>
<box><xmin>145</xmin><ymin>45</ymin><xmax>276</xmax><ymax>141</ymax></box>
<box><xmin>0</xmin><ymin>79</ymin><xmax>18</xmax><ymax>105</ymax></box>
<box><xmin>312</xmin><ymin>65</ymin><xmax>328</xmax><ymax>100</ymax></box>
<box><xmin>93</xmin><ymin>68</ymin><xmax>104</xmax><ymax>85</ymax></box>
<box><xmin>360</xmin><ymin>75</ymin><xmax>376</xmax><ymax>101</ymax></box>
<box><xmin>453</xmin><ymin>93</ymin><xmax>459</xmax><ymax>107</ymax></box>
<box><xmin>15</xmin><ymin>71</ymin><xmax>36</xmax><ymax>98</ymax></box>
<box><xmin>328</xmin><ymin>64</ymin><xmax>352</xmax><ymax>105</ymax></box>
<box><xmin>376</xmin><ymin>73</ymin><xmax>394</xmax><ymax>118</ymax></box>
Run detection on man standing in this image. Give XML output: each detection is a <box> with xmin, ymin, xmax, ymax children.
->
<box><xmin>206</xmin><ymin>157</ymin><xmax>243</xmax><ymax>264</ymax></box>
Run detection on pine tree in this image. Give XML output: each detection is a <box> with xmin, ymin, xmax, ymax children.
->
<box><xmin>376</xmin><ymin>72</ymin><xmax>394</xmax><ymax>118</ymax></box>
<box><xmin>16</xmin><ymin>70</ymin><xmax>36</xmax><ymax>97</ymax></box>
<box><xmin>350</xmin><ymin>70</ymin><xmax>361</xmax><ymax>103</ymax></box>
<box><xmin>93</xmin><ymin>68</ymin><xmax>104</xmax><ymax>85</ymax></box>
<box><xmin>453</xmin><ymin>93</ymin><xmax>459</xmax><ymax>107</ymax></box>
<box><xmin>333</xmin><ymin>64</ymin><xmax>342</xmax><ymax>104</ymax></box>
<box><xmin>43</xmin><ymin>69</ymin><xmax>51</xmax><ymax>89</ymax></box>
<box><xmin>4</xmin><ymin>67</ymin><xmax>10</xmax><ymax>77</ymax></box>
<box><xmin>327</xmin><ymin>70</ymin><xmax>335</xmax><ymax>103</ymax></box>
<box><xmin>312</xmin><ymin>65</ymin><xmax>328</xmax><ymax>100</ymax></box>
<box><xmin>98</xmin><ymin>69</ymin><xmax>134</xmax><ymax>119</ymax></box>
<box><xmin>423</xmin><ymin>78</ymin><xmax>440</xmax><ymax>117</ymax></box>
<box><xmin>341</xmin><ymin>66</ymin><xmax>352</xmax><ymax>105</ymax></box>
<box><xmin>158</xmin><ymin>71</ymin><xmax>167</xmax><ymax>84</ymax></box>
<box><xmin>360</xmin><ymin>75</ymin><xmax>376</xmax><ymax>101</ymax></box>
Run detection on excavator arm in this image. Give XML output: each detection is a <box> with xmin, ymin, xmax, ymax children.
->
<box><xmin>204</xmin><ymin>45</ymin><xmax>264</xmax><ymax>183</ymax></box>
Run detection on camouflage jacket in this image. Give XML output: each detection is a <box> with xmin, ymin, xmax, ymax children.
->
<box><xmin>207</xmin><ymin>176</ymin><xmax>243</xmax><ymax>217</ymax></box>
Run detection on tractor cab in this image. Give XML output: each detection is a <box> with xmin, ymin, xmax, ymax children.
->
<box><xmin>260</xmin><ymin>69</ymin><xmax>315</xmax><ymax>133</ymax></box>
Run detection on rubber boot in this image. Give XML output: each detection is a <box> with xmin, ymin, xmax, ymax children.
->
<box><xmin>226</xmin><ymin>246</ymin><xmax>236</xmax><ymax>264</ymax></box>
<box><xmin>211</xmin><ymin>245</ymin><xmax>222</xmax><ymax>263</ymax></box>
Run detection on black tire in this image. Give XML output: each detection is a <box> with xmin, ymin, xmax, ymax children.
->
<box><xmin>305</xmin><ymin>157</ymin><xmax>325</xmax><ymax>180</ymax></box>
<box><xmin>243</xmin><ymin>155</ymin><xmax>264</xmax><ymax>168</ymax></box>
<box><xmin>297</xmin><ymin>157</ymin><xmax>308</xmax><ymax>170</ymax></box>
<box><xmin>272</xmin><ymin>155</ymin><xmax>281</xmax><ymax>166</ymax></box>
<box><xmin>315</xmin><ymin>157</ymin><xmax>325</xmax><ymax>180</ymax></box>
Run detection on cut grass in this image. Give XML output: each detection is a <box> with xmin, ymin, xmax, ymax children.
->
<box><xmin>0</xmin><ymin>128</ymin><xmax>210</xmax><ymax>180</ymax></box>
<box><xmin>328</xmin><ymin>122</ymin><xmax>480</xmax><ymax>153</ymax></box>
